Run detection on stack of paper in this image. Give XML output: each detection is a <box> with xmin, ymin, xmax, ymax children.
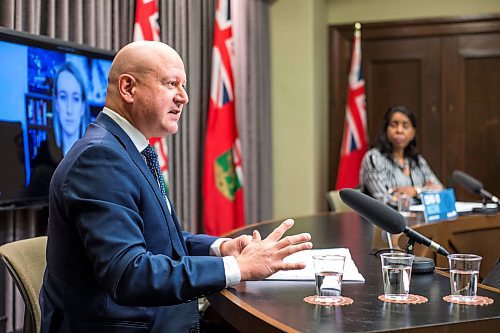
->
<box><xmin>266</xmin><ymin>248</ymin><xmax>365</xmax><ymax>282</ymax></box>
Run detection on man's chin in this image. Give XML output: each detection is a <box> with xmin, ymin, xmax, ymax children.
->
<box><xmin>163</xmin><ymin>124</ymin><xmax>178</xmax><ymax>135</ymax></box>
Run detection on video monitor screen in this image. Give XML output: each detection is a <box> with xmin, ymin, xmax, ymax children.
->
<box><xmin>0</xmin><ymin>27</ymin><xmax>115</xmax><ymax>206</ymax></box>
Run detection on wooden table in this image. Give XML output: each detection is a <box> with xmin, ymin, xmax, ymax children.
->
<box><xmin>397</xmin><ymin>213</ymin><xmax>500</xmax><ymax>279</ymax></box>
<box><xmin>208</xmin><ymin>212</ymin><xmax>500</xmax><ymax>332</ymax></box>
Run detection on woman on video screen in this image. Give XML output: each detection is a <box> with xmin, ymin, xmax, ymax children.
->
<box><xmin>53</xmin><ymin>62</ymin><xmax>90</xmax><ymax>156</ymax></box>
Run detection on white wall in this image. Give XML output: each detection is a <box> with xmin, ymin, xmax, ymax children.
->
<box><xmin>270</xmin><ymin>0</ymin><xmax>327</xmax><ymax>219</ymax></box>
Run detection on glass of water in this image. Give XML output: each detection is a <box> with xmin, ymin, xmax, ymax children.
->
<box><xmin>380</xmin><ymin>252</ymin><xmax>414</xmax><ymax>300</ymax></box>
<box><xmin>397</xmin><ymin>194</ymin><xmax>412</xmax><ymax>217</ymax></box>
<box><xmin>312</xmin><ymin>255</ymin><xmax>346</xmax><ymax>303</ymax></box>
<box><xmin>448</xmin><ymin>254</ymin><xmax>482</xmax><ymax>301</ymax></box>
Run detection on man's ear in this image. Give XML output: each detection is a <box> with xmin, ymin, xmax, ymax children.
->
<box><xmin>117</xmin><ymin>74</ymin><xmax>135</xmax><ymax>103</ymax></box>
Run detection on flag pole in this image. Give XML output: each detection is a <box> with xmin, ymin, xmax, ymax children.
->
<box><xmin>355</xmin><ymin>22</ymin><xmax>361</xmax><ymax>38</ymax></box>
<box><xmin>335</xmin><ymin>21</ymin><xmax>368</xmax><ymax>190</ymax></box>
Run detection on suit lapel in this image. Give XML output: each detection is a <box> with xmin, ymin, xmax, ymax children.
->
<box><xmin>94</xmin><ymin>113</ymin><xmax>187</xmax><ymax>257</ymax></box>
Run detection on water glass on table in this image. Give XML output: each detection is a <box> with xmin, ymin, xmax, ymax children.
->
<box><xmin>380</xmin><ymin>252</ymin><xmax>414</xmax><ymax>300</ymax></box>
<box><xmin>448</xmin><ymin>254</ymin><xmax>482</xmax><ymax>302</ymax></box>
<box><xmin>313</xmin><ymin>255</ymin><xmax>346</xmax><ymax>303</ymax></box>
<box><xmin>397</xmin><ymin>194</ymin><xmax>412</xmax><ymax>217</ymax></box>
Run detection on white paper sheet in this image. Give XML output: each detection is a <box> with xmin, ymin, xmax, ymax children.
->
<box><xmin>266</xmin><ymin>248</ymin><xmax>365</xmax><ymax>282</ymax></box>
<box><xmin>410</xmin><ymin>201</ymin><xmax>498</xmax><ymax>213</ymax></box>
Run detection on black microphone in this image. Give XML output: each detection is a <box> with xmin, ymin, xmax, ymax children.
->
<box><xmin>452</xmin><ymin>170</ymin><xmax>499</xmax><ymax>204</ymax></box>
<box><xmin>339</xmin><ymin>189</ymin><xmax>450</xmax><ymax>257</ymax></box>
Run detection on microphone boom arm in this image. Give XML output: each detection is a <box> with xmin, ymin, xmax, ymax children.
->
<box><xmin>403</xmin><ymin>227</ymin><xmax>450</xmax><ymax>257</ymax></box>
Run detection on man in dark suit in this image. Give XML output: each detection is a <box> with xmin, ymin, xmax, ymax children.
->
<box><xmin>39</xmin><ymin>41</ymin><xmax>312</xmax><ymax>333</ymax></box>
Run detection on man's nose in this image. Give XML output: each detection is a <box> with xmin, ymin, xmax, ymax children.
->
<box><xmin>175</xmin><ymin>88</ymin><xmax>189</xmax><ymax>105</ymax></box>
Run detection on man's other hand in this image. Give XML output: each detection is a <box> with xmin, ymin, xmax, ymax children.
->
<box><xmin>219</xmin><ymin>234</ymin><xmax>253</xmax><ymax>257</ymax></box>
<box><xmin>235</xmin><ymin>219</ymin><xmax>313</xmax><ymax>281</ymax></box>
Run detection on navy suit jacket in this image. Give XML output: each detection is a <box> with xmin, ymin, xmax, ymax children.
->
<box><xmin>40</xmin><ymin>113</ymin><xmax>226</xmax><ymax>333</ymax></box>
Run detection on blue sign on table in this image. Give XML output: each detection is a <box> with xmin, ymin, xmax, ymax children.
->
<box><xmin>421</xmin><ymin>188</ymin><xmax>458</xmax><ymax>222</ymax></box>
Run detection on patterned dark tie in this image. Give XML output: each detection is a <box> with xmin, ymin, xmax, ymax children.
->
<box><xmin>141</xmin><ymin>145</ymin><xmax>171</xmax><ymax>211</ymax></box>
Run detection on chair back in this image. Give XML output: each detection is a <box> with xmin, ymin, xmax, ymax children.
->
<box><xmin>483</xmin><ymin>258</ymin><xmax>500</xmax><ymax>289</ymax></box>
<box><xmin>0</xmin><ymin>236</ymin><xmax>47</xmax><ymax>333</ymax></box>
<box><xmin>326</xmin><ymin>190</ymin><xmax>354</xmax><ymax>212</ymax></box>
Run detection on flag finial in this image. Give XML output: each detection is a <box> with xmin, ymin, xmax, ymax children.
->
<box><xmin>354</xmin><ymin>22</ymin><xmax>361</xmax><ymax>31</ymax></box>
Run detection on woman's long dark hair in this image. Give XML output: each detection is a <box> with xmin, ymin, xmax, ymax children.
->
<box><xmin>374</xmin><ymin>105</ymin><xmax>420</xmax><ymax>165</ymax></box>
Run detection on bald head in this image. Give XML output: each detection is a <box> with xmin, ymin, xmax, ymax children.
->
<box><xmin>104</xmin><ymin>41</ymin><xmax>189</xmax><ymax>138</ymax></box>
<box><xmin>109</xmin><ymin>41</ymin><xmax>181</xmax><ymax>82</ymax></box>
<box><xmin>105</xmin><ymin>41</ymin><xmax>184</xmax><ymax>113</ymax></box>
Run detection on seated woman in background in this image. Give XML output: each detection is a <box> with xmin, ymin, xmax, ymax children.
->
<box><xmin>360</xmin><ymin>105</ymin><xmax>442</xmax><ymax>201</ymax></box>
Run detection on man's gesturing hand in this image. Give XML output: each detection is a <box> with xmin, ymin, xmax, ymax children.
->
<box><xmin>236</xmin><ymin>219</ymin><xmax>313</xmax><ymax>281</ymax></box>
<box><xmin>219</xmin><ymin>234</ymin><xmax>253</xmax><ymax>257</ymax></box>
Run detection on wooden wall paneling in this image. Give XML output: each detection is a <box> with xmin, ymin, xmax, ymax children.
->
<box><xmin>353</xmin><ymin>15</ymin><xmax>500</xmax><ymax>40</ymax></box>
<box><xmin>362</xmin><ymin>37</ymin><xmax>441</xmax><ymax>175</ymax></box>
<box><xmin>460</xmin><ymin>34</ymin><xmax>500</xmax><ymax>200</ymax></box>
<box><xmin>443</xmin><ymin>32</ymin><xmax>500</xmax><ymax>200</ymax></box>
<box><xmin>441</xmin><ymin>36</ymin><xmax>463</xmax><ymax>193</ymax></box>
<box><xmin>364</xmin><ymin>41</ymin><xmax>422</xmax><ymax>137</ymax></box>
<box><xmin>328</xmin><ymin>27</ymin><xmax>351</xmax><ymax>189</ymax></box>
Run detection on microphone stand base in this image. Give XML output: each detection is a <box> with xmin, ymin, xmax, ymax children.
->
<box><xmin>412</xmin><ymin>256</ymin><xmax>435</xmax><ymax>274</ymax></box>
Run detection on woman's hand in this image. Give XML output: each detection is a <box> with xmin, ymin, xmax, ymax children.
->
<box><xmin>392</xmin><ymin>182</ymin><xmax>443</xmax><ymax>199</ymax></box>
<box><xmin>392</xmin><ymin>186</ymin><xmax>417</xmax><ymax>197</ymax></box>
<box><xmin>423</xmin><ymin>181</ymin><xmax>443</xmax><ymax>191</ymax></box>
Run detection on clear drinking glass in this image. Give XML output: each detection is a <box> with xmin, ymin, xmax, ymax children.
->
<box><xmin>397</xmin><ymin>194</ymin><xmax>412</xmax><ymax>217</ymax></box>
<box><xmin>448</xmin><ymin>254</ymin><xmax>482</xmax><ymax>301</ymax></box>
<box><xmin>380</xmin><ymin>252</ymin><xmax>414</xmax><ymax>300</ymax></box>
<box><xmin>313</xmin><ymin>255</ymin><xmax>346</xmax><ymax>303</ymax></box>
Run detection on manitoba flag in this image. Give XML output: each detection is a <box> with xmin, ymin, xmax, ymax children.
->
<box><xmin>203</xmin><ymin>0</ymin><xmax>245</xmax><ymax>235</ymax></box>
<box><xmin>336</xmin><ymin>25</ymin><xmax>368</xmax><ymax>189</ymax></box>
<box><xmin>133</xmin><ymin>0</ymin><xmax>169</xmax><ymax>188</ymax></box>
<box><xmin>134</xmin><ymin>0</ymin><xmax>160</xmax><ymax>42</ymax></box>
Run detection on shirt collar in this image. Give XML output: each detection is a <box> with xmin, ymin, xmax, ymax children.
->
<box><xmin>101</xmin><ymin>107</ymin><xmax>149</xmax><ymax>152</ymax></box>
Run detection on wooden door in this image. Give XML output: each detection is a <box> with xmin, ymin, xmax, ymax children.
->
<box><xmin>442</xmin><ymin>32</ymin><xmax>500</xmax><ymax>200</ymax></box>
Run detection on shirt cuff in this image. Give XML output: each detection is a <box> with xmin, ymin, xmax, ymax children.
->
<box><xmin>209</xmin><ymin>238</ymin><xmax>232</xmax><ymax>257</ymax></box>
<box><xmin>222</xmin><ymin>256</ymin><xmax>241</xmax><ymax>287</ymax></box>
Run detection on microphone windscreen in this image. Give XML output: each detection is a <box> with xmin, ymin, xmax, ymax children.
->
<box><xmin>452</xmin><ymin>170</ymin><xmax>483</xmax><ymax>194</ymax></box>
<box><xmin>339</xmin><ymin>189</ymin><xmax>406</xmax><ymax>234</ymax></box>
